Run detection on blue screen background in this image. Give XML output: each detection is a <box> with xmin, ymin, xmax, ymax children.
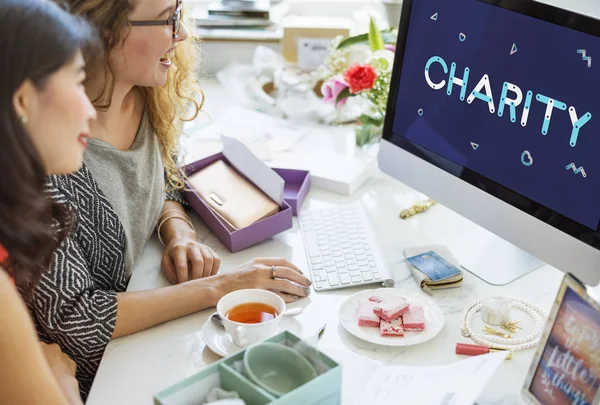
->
<box><xmin>391</xmin><ymin>0</ymin><xmax>600</xmax><ymax>229</ymax></box>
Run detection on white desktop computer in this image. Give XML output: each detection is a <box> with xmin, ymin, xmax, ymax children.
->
<box><xmin>378</xmin><ymin>0</ymin><xmax>600</xmax><ymax>286</ymax></box>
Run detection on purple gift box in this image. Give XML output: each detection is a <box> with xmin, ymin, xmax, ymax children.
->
<box><xmin>272</xmin><ymin>168</ymin><xmax>311</xmax><ymax>216</ymax></box>
<box><xmin>184</xmin><ymin>153</ymin><xmax>310</xmax><ymax>253</ymax></box>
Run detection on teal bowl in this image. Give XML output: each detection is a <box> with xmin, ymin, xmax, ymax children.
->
<box><xmin>243</xmin><ymin>342</ymin><xmax>318</xmax><ymax>397</ymax></box>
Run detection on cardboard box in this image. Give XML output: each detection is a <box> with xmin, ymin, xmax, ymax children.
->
<box><xmin>282</xmin><ymin>16</ymin><xmax>352</xmax><ymax>70</ymax></box>
<box><xmin>154</xmin><ymin>331</ymin><xmax>341</xmax><ymax>405</ymax></box>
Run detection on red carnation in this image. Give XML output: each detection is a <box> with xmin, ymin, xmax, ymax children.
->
<box><xmin>344</xmin><ymin>63</ymin><xmax>377</xmax><ymax>94</ymax></box>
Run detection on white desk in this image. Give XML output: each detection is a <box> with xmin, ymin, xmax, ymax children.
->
<box><xmin>86</xmin><ymin>80</ymin><xmax>565</xmax><ymax>405</ymax></box>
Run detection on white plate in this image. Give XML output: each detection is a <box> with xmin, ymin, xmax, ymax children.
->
<box><xmin>339</xmin><ymin>288</ymin><xmax>445</xmax><ymax>347</ymax></box>
<box><xmin>201</xmin><ymin>313</ymin><xmax>304</xmax><ymax>357</ymax></box>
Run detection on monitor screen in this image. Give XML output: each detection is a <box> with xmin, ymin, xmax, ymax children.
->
<box><xmin>386</xmin><ymin>0</ymin><xmax>600</xmax><ymax>232</ymax></box>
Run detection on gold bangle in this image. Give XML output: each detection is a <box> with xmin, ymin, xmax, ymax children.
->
<box><xmin>159</xmin><ymin>209</ymin><xmax>190</xmax><ymax>223</ymax></box>
<box><xmin>157</xmin><ymin>214</ymin><xmax>195</xmax><ymax>246</ymax></box>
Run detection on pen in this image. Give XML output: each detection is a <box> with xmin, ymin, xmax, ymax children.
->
<box><xmin>455</xmin><ymin>343</ymin><xmax>513</xmax><ymax>360</ymax></box>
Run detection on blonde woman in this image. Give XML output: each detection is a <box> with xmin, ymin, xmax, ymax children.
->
<box><xmin>29</xmin><ymin>0</ymin><xmax>311</xmax><ymax>398</ymax></box>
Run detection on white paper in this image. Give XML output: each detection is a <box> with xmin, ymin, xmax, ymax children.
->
<box><xmin>221</xmin><ymin>135</ymin><xmax>285</xmax><ymax>205</ymax></box>
<box><xmin>355</xmin><ymin>351</ymin><xmax>508</xmax><ymax>405</ymax></box>
<box><xmin>296</xmin><ymin>37</ymin><xmax>332</xmax><ymax>71</ymax></box>
<box><xmin>188</xmin><ymin>107</ymin><xmax>309</xmax><ymax>159</ymax></box>
<box><xmin>320</xmin><ymin>348</ymin><xmax>381</xmax><ymax>405</ymax></box>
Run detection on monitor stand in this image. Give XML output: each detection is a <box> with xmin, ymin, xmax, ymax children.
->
<box><xmin>444</xmin><ymin>228</ymin><xmax>545</xmax><ymax>286</ymax></box>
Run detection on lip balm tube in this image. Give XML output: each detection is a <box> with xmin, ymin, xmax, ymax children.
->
<box><xmin>455</xmin><ymin>343</ymin><xmax>512</xmax><ymax>360</ymax></box>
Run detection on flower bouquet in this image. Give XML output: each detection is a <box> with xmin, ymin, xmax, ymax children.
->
<box><xmin>319</xmin><ymin>18</ymin><xmax>397</xmax><ymax>147</ymax></box>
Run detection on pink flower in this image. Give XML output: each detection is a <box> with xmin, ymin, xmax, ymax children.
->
<box><xmin>321</xmin><ymin>76</ymin><xmax>349</xmax><ymax>107</ymax></box>
<box><xmin>385</xmin><ymin>44</ymin><xmax>396</xmax><ymax>53</ymax></box>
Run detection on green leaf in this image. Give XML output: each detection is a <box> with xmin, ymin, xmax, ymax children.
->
<box><xmin>336</xmin><ymin>30</ymin><xmax>397</xmax><ymax>50</ymax></box>
<box><xmin>355</xmin><ymin>122</ymin><xmax>383</xmax><ymax>146</ymax></box>
<box><xmin>336</xmin><ymin>87</ymin><xmax>354</xmax><ymax>104</ymax></box>
<box><xmin>368</xmin><ymin>17</ymin><xmax>385</xmax><ymax>52</ymax></box>
<box><xmin>359</xmin><ymin>114</ymin><xmax>385</xmax><ymax>127</ymax></box>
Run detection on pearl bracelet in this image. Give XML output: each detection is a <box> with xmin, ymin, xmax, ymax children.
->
<box><xmin>460</xmin><ymin>297</ymin><xmax>549</xmax><ymax>351</ymax></box>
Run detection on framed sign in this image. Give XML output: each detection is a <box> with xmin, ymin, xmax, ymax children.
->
<box><xmin>523</xmin><ymin>273</ymin><xmax>600</xmax><ymax>405</ymax></box>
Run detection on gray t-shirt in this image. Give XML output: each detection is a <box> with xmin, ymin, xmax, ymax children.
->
<box><xmin>85</xmin><ymin>110</ymin><xmax>165</xmax><ymax>276</ymax></box>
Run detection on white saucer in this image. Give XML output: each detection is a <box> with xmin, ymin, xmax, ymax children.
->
<box><xmin>202</xmin><ymin>313</ymin><xmax>304</xmax><ymax>357</ymax></box>
<box><xmin>339</xmin><ymin>288</ymin><xmax>445</xmax><ymax>347</ymax></box>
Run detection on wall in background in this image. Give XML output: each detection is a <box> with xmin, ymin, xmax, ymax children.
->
<box><xmin>536</xmin><ymin>0</ymin><xmax>600</xmax><ymax>18</ymax></box>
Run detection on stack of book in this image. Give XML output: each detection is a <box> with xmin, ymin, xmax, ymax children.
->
<box><xmin>193</xmin><ymin>0</ymin><xmax>274</xmax><ymax>28</ymax></box>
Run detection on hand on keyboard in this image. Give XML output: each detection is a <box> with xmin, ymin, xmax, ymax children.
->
<box><xmin>219</xmin><ymin>257</ymin><xmax>312</xmax><ymax>303</ymax></box>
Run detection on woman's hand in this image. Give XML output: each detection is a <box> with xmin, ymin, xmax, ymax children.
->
<box><xmin>39</xmin><ymin>342</ymin><xmax>82</xmax><ymax>405</ymax></box>
<box><xmin>161</xmin><ymin>235</ymin><xmax>221</xmax><ymax>284</ymax></box>
<box><xmin>220</xmin><ymin>257</ymin><xmax>312</xmax><ymax>303</ymax></box>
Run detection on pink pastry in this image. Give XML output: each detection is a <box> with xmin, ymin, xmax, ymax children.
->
<box><xmin>380</xmin><ymin>318</ymin><xmax>404</xmax><ymax>337</ymax></box>
<box><xmin>368</xmin><ymin>295</ymin><xmax>385</xmax><ymax>303</ymax></box>
<box><xmin>373</xmin><ymin>298</ymin><xmax>410</xmax><ymax>322</ymax></box>
<box><xmin>357</xmin><ymin>301</ymin><xmax>380</xmax><ymax>327</ymax></box>
<box><xmin>403</xmin><ymin>305</ymin><xmax>426</xmax><ymax>331</ymax></box>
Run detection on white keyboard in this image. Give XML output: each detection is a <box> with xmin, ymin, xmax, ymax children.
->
<box><xmin>299</xmin><ymin>203</ymin><xmax>394</xmax><ymax>291</ymax></box>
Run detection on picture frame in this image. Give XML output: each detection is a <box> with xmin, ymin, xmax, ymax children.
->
<box><xmin>523</xmin><ymin>273</ymin><xmax>600</xmax><ymax>405</ymax></box>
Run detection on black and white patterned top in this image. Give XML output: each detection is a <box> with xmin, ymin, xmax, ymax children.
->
<box><xmin>27</xmin><ymin>163</ymin><xmax>186</xmax><ymax>400</ymax></box>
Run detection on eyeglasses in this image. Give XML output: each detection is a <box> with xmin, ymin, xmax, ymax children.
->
<box><xmin>129</xmin><ymin>0</ymin><xmax>182</xmax><ymax>39</ymax></box>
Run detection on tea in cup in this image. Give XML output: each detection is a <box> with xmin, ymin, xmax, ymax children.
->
<box><xmin>217</xmin><ymin>289</ymin><xmax>285</xmax><ymax>347</ymax></box>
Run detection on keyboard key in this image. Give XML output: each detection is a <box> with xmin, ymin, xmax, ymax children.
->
<box><xmin>337</xmin><ymin>267</ymin><xmax>349</xmax><ymax>274</ymax></box>
<box><xmin>312</xmin><ymin>263</ymin><xmax>324</xmax><ymax>270</ymax></box>
<box><xmin>348</xmin><ymin>264</ymin><xmax>359</xmax><ymax>271</ymax></box>
<box><xmin>351</xmin><ymin>275</ymin><xmax>362</xmax><ymax>283</ymax></box>
<box><xmin>362</xmin><ymin>273</ymin><xmax>373</xmax><ymax>281</ymax></box>
<box><xmin>316</xmin><ymin>282</ymin><xmax>323</xmax><ymax>289</ymax></box>
<box><xmin>358</xmin><ymin>260</ymin><xmax>369</xmax><ymax>267</ymax></box>
<box><xmin>374</xmin><ymin>273</ymin><xmax>382</xmax><ymax>280</ymax></box>
<box><xmin>326</xmin><ymin>266</ymin><xmax>337</xmax><ymax>273</ymax></box>
<box><xmin>360</xmin><ymin>266</ymin><xmax>371</xmax><ymax>272</ymax></box>
<box><xmin>340</xmin><ymin>274</ymin><xmax>351</xmax><ymax>285</ymax></box>
<box><xmin>369</xmin><ymin>261</ymin><xmax>376</xmax><ymax>267</ymax></box>
<box><xmin>305</xmin><ymin>234</ymin><xmax>321</xmax><ymax>257</ymax></box>
<box><xmin>328</xmin><ymin>273</ymin><xmax>339</xmax><ymax>286</ymax></box>
<box><xmin>349</xmin><ymin>270</ymin><xmax>360</xmax><ymax>277</ymax></box>
<box><xmin>310</xmin><ymin>256</ymin><xmax>322</xmax><ymax>264</ymax></box>
<box><xmin>324</xmin><ymin>260</ymin><xmax>334</xmax><ymax>267</ymax></box>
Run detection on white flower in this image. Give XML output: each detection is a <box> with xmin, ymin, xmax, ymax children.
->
<box><xmin>346</xmin><ymin>44</ymin><xmax>372</xmax><ymax>65</ymax></box>
<box><xmin>370</xmin><ymin>50</ymin><xmax>395</xmax><ymax>71</ymax></box>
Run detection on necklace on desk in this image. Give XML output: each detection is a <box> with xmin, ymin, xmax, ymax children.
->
<box><xmin>460</xmin><ymin>297</ymin><xmax>548</xmax><ymax>351</ymax></box>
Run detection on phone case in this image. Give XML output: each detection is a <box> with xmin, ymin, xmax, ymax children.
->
<box><xmin>402</xmin><ymin>244</ymin><xmax>464</xmax><ymax>295</ymax></box>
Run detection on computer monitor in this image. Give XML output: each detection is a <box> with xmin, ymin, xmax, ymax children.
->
<box><xmin>378</xmin><ymin>0</ymin><xmax>600</xmax><ymax>286</ymax></box>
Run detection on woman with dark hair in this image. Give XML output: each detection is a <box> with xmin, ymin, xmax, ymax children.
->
<box><xmin>0</xmin><ymin>0</ymin><xmax>98</xmax><ymax>403</ymax></box>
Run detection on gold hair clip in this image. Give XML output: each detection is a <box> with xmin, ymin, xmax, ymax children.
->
<box><xmin>483</xmin><ymin>326</ymin><xmax>512</xmax><ymax>339</ymax></box>
<box><xmin>501</xmin><ymin>320</ymin><xmax>522</xmax><ymax>333</ymax></box>
<box><xmin>400</xmin><ymin>199</ymin><xmax>436</xmax><ymax>219</ymax></box>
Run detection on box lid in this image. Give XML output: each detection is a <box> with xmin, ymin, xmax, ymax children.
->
<box><xmin>222</xmin><ymin>135</ymin><xmax>285</xmax><ymax>206</ymax></box>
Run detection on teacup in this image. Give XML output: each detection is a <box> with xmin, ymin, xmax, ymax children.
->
<box><xmin>217</xmin><ymin>289</ymin><xmax>286</xmax><ymax>347</ymax></box>
<box><xmin>244</xmin><ymin>342</ymin><xmax>318</xmax><ymax>397</ymax></box>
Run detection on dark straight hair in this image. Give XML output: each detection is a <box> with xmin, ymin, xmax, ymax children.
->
<box><xmin>0</xmin><ymin>0</ymin><xmax>100</xmax><ymax>289</ymax></box>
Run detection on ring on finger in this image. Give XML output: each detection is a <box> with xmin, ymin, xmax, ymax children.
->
<box><xmin>271</xmin><ymin>265</ymin><xmax>276</xmax><ymax>279</ymax></box>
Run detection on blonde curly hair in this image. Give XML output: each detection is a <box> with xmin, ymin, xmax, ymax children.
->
<box><xmin>56</xmin><ymin>0</ymin><xmax>203</xmax><ymax>191</ymax></box>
